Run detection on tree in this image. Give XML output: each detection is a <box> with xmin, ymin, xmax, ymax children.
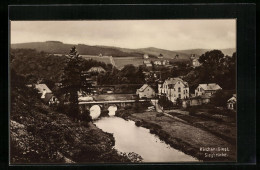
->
<box><xmin>210</xmin><ymin>90</ymin><xmax>234</xmax><ymax>107</ymax></box>
<box><xmin>60</xmin><ymin>47</ymin><xmax>92</xmax><ymax>120</ymax></box>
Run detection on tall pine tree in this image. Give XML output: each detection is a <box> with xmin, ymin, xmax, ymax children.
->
<box><xmin>60</xmin><ymin>47</ymin><xmax>92</xmax><ymax>120</ymax></box>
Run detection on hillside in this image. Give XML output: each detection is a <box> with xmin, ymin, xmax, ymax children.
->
<box><xmin>10</xmin><ymin>71</ymin><xmax>134</xmax><ymax>163</ymax></box>
<box><xmin>10</xmin><ymin>41</ymin><xmax>189</xmax><ymax>60</ymax></box>
<box><xmin>11</xmin><ymin>41</ymin><xmax>144</xmax><ymax>58</ymax></box>
<box><xmin>11</xmin><ymin>41</ymin><xmax>235</xmax><ymax>62</ymax></box>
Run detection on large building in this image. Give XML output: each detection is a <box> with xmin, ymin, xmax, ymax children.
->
<box><xmin>195</xmin><ymin>83</ymin><xmax>222</xmax><ymax>97</ymax></box>
<box><xmin>136</xmin><ymin>84</ymin><xmax>155</xmax><ymax>99</ymax></box>
<box><xmin>158</xmin><ymin>77</ymin><xmax>189</xmax><ymax>102</ymax></box>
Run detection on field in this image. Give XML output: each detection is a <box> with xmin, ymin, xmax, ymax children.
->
<box><xmin>81</xmin><ymin>55</ymin><xmax>189</xmax><ymax>69</ymax></box>
<box><xmin>126</xmin><ymin>112</ymin><xmax>236</xmax><ymax>161</ymax></box>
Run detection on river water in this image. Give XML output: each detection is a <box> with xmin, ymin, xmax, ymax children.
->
<box><xmin>92</xmin><ymin>106</ymin><xmax>198</xmax><ymax>162</ymax></box>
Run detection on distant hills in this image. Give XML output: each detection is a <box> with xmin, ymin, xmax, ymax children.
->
<box><xmin>11</xmin><ymin>41</ymin><xmax>236</xmax><ymax>59</ymax></box>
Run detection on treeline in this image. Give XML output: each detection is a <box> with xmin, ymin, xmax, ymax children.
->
<box><xmin>183</xmin><ymin>50</ymin><xmax>236</xmax><ymax>91</ymax></box>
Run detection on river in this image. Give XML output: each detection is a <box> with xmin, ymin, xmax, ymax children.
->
<box><xmin>91</xmin><ymin>106</ymin><xmax>198</xmax><ymax>162</ymax></box>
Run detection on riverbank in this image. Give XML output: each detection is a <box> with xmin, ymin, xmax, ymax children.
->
<box><xmin>116</xmin><ymin>110</ymin><xmax>236</xmax><ymax>162</ymax></box>
<box><xmin>10</xmin><ymin>86</ymin><xmax>132</xmax><ymax>164</ymax></box>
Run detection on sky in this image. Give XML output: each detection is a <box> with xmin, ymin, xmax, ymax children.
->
<box><xmin>10</xmin><ymin>20</ymin><xmax>236</xmax><ymax>51</ymax></box>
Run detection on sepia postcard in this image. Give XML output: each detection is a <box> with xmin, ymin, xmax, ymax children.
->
<box><xmin>9</xmin><ymin>19</ymin><xmax>238</xmax><ymax>164</ymax></box>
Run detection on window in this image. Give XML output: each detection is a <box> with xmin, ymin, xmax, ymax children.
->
<box><xmin>184</xmin><ymin>90</ymin><xmax>185</xmax><ymax>94</ymax></box>
<box><xmin>178</xmin><ymin>87</ymin><xmax>181</xmax><ymax>92</ymax></box>
<box><xmin>178</xmin><ymin>94</ymin><xmax>181</xmax><ymax>98</ymax></box>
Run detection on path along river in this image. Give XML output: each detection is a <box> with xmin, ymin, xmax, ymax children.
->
<box><xmin>91</xmin><ymin>105</ymin><xmax>198</xmax><ymax>162</ymax></box>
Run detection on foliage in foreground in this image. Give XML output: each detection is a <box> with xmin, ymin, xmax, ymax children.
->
<box><xmin>10</xmin><ymin>71</ymin><xmax>132</xmax><ymax>163</ymax></box>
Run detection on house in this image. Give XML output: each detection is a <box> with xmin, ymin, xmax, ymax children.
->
<box><xmin>174</xmin><ymin>54</ymin><xmax>179</xmax><ymax>59</ymax></box>
<box><xmin>158</xmin><ymin>77</ymin><xmax>189</xmax><ymax>103</ymax></box>
<box><xmin>143</xmin><ymin>54</ymin><xmax>149</xmax><ymax>59</ymax></box>
<box><xmin>136</xmin><ymin>84</ymin><xmax>155</xmax><ymax>99</ymax></box>
<box><xmin>35</xmin><ymin>83</ymin><xmax>59</xmax><ymax>105</ymax></box>
<box><xmin>143</xmin><ymin>60</ymin><xmax>152</xmax><ymax>67</ymax></box>
<box><xmin>187</xmin><ymin>93</ymin><xmax>211</xmax><ymax>106</ymax></box>
<box><xmin>195</xmin><ymin>83</ymin><xmax>222</xmax><ymax>97</ymax></box>
<box><xmin>190</xmin><ymin>54</ymin><xmax>201</xmax><ymax>67</ymax></box>
<box><xmin>192</xmin><ymin>58</ymin><xmax>201</xmax><ymax>67</ymax></box>
<box><xmin>154</xmin><ymin>60</ymin><xmax>162</xmax><ymax>65</ymax></box>
<box><xmin>42</xmin><ymin>93</ymin><xmax>59</xmax><ymax>105</ymax></box>
<box><xmin>158</xmin><ymin>53</ymin><xmax>164</xmax><ymax>59</ymax></box>
<box><xmin>162</xmin><ymin>60</ymin><xmax>170</xmax><ymax>65</ymax></box>
<box><xmin>145</xmin><ymin>63</ymin><xmax>152</xmax><ymax>67</ymax></box>
<box><xmin>143</xmin><ymin>60</ymin><xmax>151</xmax><ymax>64</ymax></box>
<box><xmin>227</xmin><ymin>94</ymin><xmax>236</xmax><ymax>110</ymax></box>
<box><xmin>35</xmin><ymin>84</ymin><xmax>52</xmax><ymax>94</ymax></box>
<box><xmin>87</xmin><ymin>66</ymin><xmax>106</xmax><ymax>73</ymax></box>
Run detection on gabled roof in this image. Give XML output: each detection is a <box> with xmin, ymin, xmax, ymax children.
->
<box><xmin>164</xmin><ymin>77</ymin><xmax>188</xmax><ymax>87</ymax></box>
<box><xmin>227</xmin><ymin>97</ymin><xmax>236</xmax><ymax>103</ymax></box>
<box><xmin>228</xmin><ymin>95</ymin><xmax>236</xmax><ymax>103</ymax></box>
<box><xmin>35</xmin><ymin>84</ymin><xmax>52</xmax><ymax>93</ymax></box>
<box><xmin>199</xmin><ymin>83</ymin><xmax>222</xmax><ymax>91</ymax></box>
<box><xmin>138</xmin><ymin>84</ymin><xmax>154</xmax><ymax>92</ymax></box>
<box><xmin>138</xmin><ymin>84</ymin><xmax>149</xmax><ymax>92</ymax></box>
<box><xmin>87</xmin><ymin>66</ymin><xmax>106</xmax><ymax>73</ymax></box>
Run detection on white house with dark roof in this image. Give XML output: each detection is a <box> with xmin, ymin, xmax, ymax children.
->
<box><xmin>136</xmin><ymin>84</ymin><xmax>155</xmax><ymax>99</ymax></box>
<box><xmin>158</xmin><ymin>77</ymin><xmax>189</xmax><ymax>102</ymax></box>
<box><xmin>227</xmin><ymin>94</ymin><xmax>236</xmax><ymax>110</ymax></box>
<box><xmin>195</xmin><ymin>83</ymin><xmax>222</xmax><ymax>97</ymax></box>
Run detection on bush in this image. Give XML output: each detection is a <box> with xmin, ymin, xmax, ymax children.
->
<box><xmin>158</xmin><ymin>96</ymin><xmax>174</xmax><ymax>109</ymax></box>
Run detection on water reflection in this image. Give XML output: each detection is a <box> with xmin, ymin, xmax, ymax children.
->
<box><xmin>108</xmin><ymin>105</ymin><xmax>117</xmax><ymax>116</ymax></box>
<box><xmin>90</xmin><ymin>105</ymin><xmax>101</xmax><ymax>119</ymax></box>
<box><xmin>94</xmin><ymin>117</ymin><xmax>198</xmax><ymax>162</ymax></box>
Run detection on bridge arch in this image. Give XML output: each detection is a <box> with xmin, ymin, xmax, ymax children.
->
<box><xmin>108</xmin><ymin>105</ymin><xmax>117</xmax><ymax>116</ymax></box>
<box><xmin>89</xmin><ymin>105</ymin><xmax>101</xmax><ymax>119</ymax></box>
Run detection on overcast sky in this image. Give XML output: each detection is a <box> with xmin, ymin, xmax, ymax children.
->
<box><xmin>10</xmin><ymin>20</ymin><xmax>236</xmax><ymax>51</ymax></box>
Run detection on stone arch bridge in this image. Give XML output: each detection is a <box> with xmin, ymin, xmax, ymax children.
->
<box><xmin>79</xmin><ymin>99</ymin><xmax>149</xmax><ymax>112</ymax></box>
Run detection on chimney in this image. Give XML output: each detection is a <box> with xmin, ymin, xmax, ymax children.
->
<box><xmin>41</xmin><ymin>89</ymin><xmax>47</xmax><ymax>98</ymax></box>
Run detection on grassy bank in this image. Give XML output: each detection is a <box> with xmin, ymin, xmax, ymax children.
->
<box><xmin>116</xmin><ymin>110</ymin><xmax>236</xmax><ymax>162</ymax></box>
